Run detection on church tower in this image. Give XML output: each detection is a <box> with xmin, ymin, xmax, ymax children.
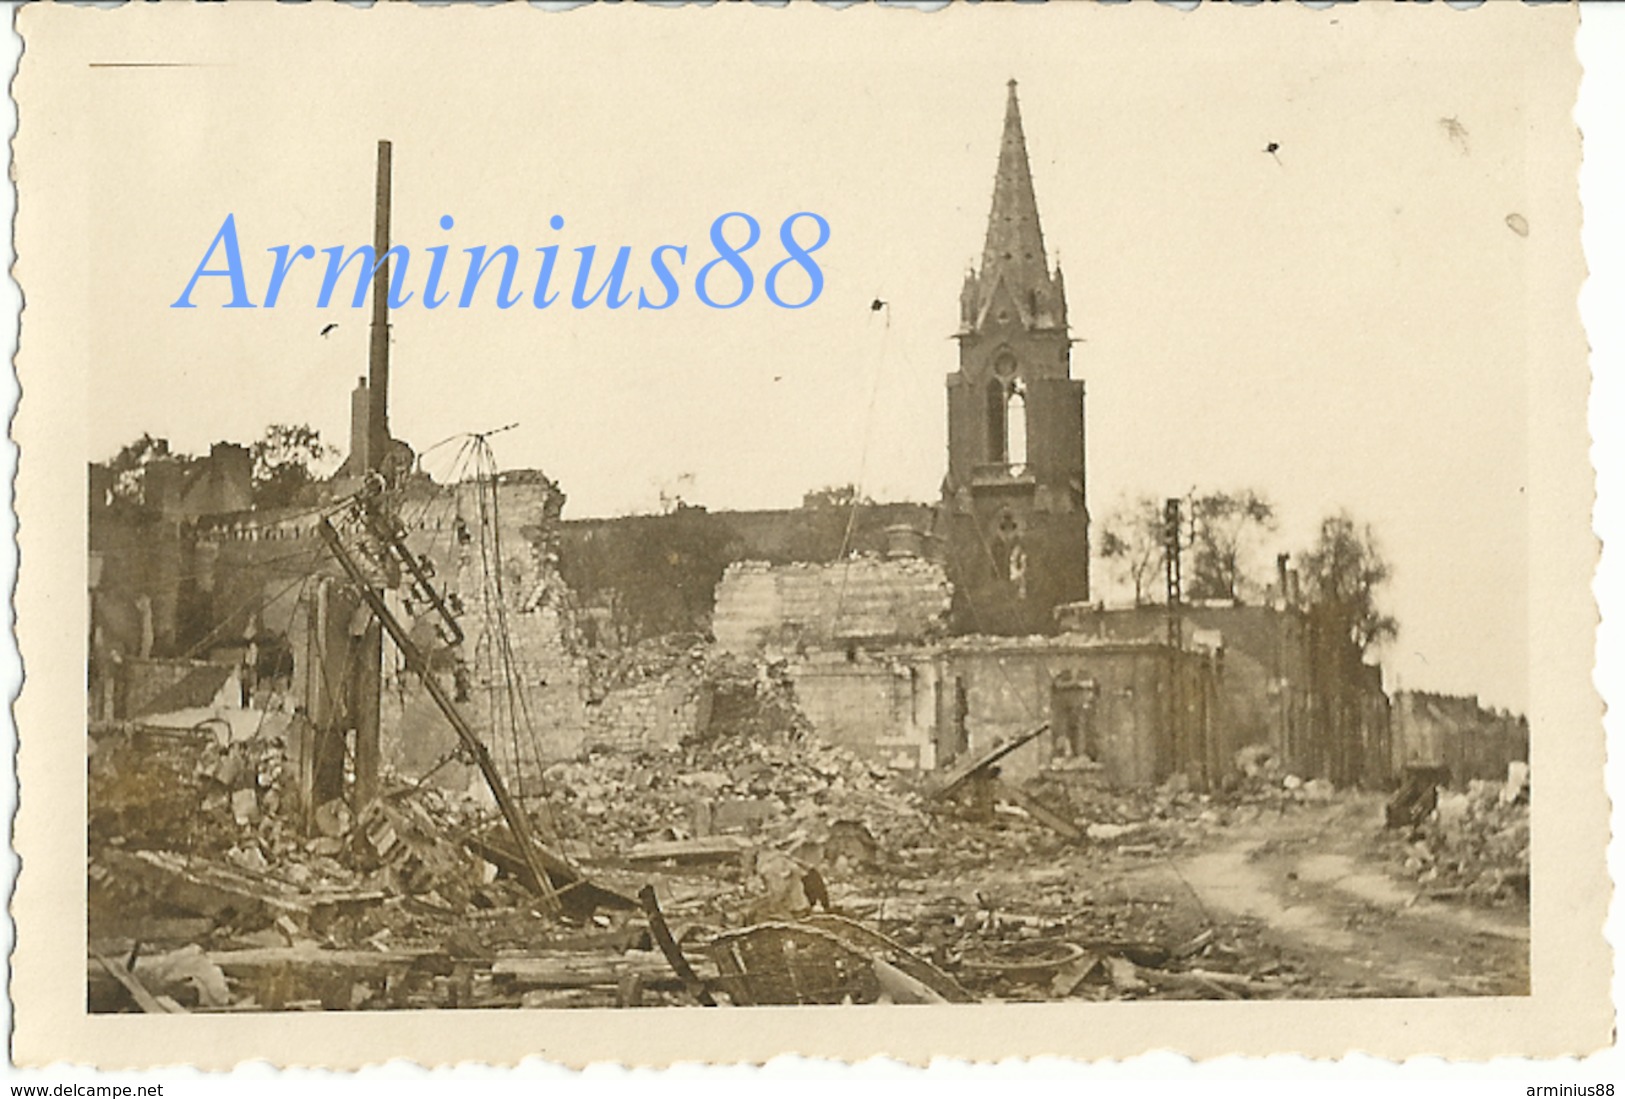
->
<box><xmin>943</xmin><ymin>81</ymin><xmax>1089</xmax><ymax>635</ymax></box>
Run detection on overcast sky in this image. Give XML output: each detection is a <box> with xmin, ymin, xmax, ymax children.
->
<box><xmin>24</xmin><ymin>2</ymin><xmax>1577</xmax><ymax>713</ymax></box>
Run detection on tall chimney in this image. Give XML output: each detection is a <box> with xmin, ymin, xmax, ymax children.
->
<box><xmin>367</xmin><ymin>140</ymin><xmax>392</xmax><ymax>473</ymax></box>
<box><xmin>347</xmin><ymin>376</ymin><xmax>370</xmax><ymax>474</ymax></box>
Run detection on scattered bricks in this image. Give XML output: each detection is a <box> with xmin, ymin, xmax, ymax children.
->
<box><xmin>711</xmin><ymin>798</ymin><xmax>776</xmax><ymax>835</ymax></box>
<box><xmin>355</xmin><ymin>798</ymin><xmax>481</xmax><ymax>905</ymax></box>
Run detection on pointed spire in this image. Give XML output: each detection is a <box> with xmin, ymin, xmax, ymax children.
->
<box><xmin>980</xmin><ymin>80</ymin><xmax>1049</xmax><ymax>306</ymax></box>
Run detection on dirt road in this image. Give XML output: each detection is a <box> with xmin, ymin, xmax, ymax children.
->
<box><xmin>1165</xmin><ymin>795</ymin><xmax>1528</xmax><ymax>997</ymax></box>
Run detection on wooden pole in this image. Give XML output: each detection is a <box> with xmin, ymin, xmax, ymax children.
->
<box><xmin>353</xmin><ymin>139</ymin><xmax>393</xmax><ymax>811</ymax></box>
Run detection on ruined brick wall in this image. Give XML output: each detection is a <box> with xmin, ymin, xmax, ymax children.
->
<box><xmin>179</xmin><ymin>475</ymin><xmax>718</xmax><ymax>788</ymax></box>
<box><xmin>391</xmin><ymin>477</ymin><xmax>720</xmax><ymax>777</ymax></box>
<box><xmin>556</xmin><ymin>502</ymin><xmax>942</xmax><ymax>647</ymax></box>
<box><xmin>787</xmin><ymin>650</ymin><xmax>938</xmax><ymax>770</ymax></box>
<box><xmin>938</xmin><ymin>638</ymin><xmax>1224</xmax><ymax>788</ymax></box>
<box><xmin>713</xmin><ymin>557</ymin><xmax>951</xmax><ymax>655</ymax></box>
<box><xmin>90</xmin><ymin>510</ymin><xmax>189</xmax><ymax>659</ymax></box>
<box><xmin>585</xmin><ymin>676</ymin><xmax>702</xmax><ymax>753</ymax></box>
<box><xmin>1058</xmin><ymin>602</ymin><xmax>1395</xmax><ymax>786</ymax></box>
<box><xmin>387</xmin><ymin>477</ymin><xmax>590</xmax><ymax>788</ymax></box>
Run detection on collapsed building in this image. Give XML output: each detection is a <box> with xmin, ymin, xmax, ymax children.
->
<box><xmin>82</xmin><ymin>86</ymin><xmax>1532</xmax><ymax>1013</ymax></box>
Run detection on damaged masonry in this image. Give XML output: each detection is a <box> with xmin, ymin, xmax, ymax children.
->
<box><xmin>86</xmin><ymin>89</ymin><xmax>1529</xmax><ymax>1014</ymax></box>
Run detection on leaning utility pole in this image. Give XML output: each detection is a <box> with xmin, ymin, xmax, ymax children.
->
<box><xmin>353</xmin><ymin>139</ymin><xmax>393</xmax><ymax>810</ymax></box>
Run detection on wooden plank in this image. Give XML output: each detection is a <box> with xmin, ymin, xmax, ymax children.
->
<box><xmin>205</xmin><ymin>946</ymin><xmax>429</xmax><ymax>975</ymax></box>
<box><xmin>98</xmin><ymin>849</ymin><xmax>385</xmax><ymax>924</ymax></box>
<box><xmin>92</xmin><ymin>952</ymin><xmax>186</xmax><ymax>1015</ymax></box>
<box><xmin>997</xmin><ymin>782</ymin><xmax>1084</xmax><ymax>841</ymax></box>
<box><xmin>624</xmin><ymin>836</ymin><xmax>754</xmax><ymax>865</ymax></box>
<box><xmin>490</xmin><ymin>950</ymin><xmax>718</xmax><ymax>990</ymax></box>
<box><xmin>463</xmin><ymin>835</ymin><xmax>638</xmax><ymax>916</ymax></box>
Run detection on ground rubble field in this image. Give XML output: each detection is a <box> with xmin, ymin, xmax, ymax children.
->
<box><xmin>86</xmin><ymin>722</ymin><xmax>1530</xmax><ymax>1013</ymax></box>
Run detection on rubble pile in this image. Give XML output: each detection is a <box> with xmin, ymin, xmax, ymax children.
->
<box><xmin>92</xmin><ymin>695</ymin><xmax>1493</xmax><ymax>1012</ymax></box>
<box><xmin>89</xmin><ymin>721</ymin><xmax>287</xmax><ymax>855</ymax></box>
<box><xmin>1023</xmin><ymin>772</ymin><xmax>1208</xmax><ymax>850</ymax></box>
<box><xmin>694</xmin><ymin>654</ymin><xmax>814</xmax><ymax>744</ymax></box>
<box><xmin>1225</xmin><ymin>744</ymin><xmax>1339</xmax><ymax>807</ymax></box>
<box><xmin>1386</xmin><ymin>764</ymin><xmax>1530</xmax><ymax>905</ymax></box>
<box><xmin>543</xmin><ymin>732</ymin><xmax>926</xmax><ymax>861</ymax></box>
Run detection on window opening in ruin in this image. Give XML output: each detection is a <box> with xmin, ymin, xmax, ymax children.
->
<box><xmin>951</xmin><ymin>676</ymin><xmax>970</xmax><ymax>760</ymax></box>
<box><xmin>984</xmin><ymin>353</ymin><xmax>1025</xmax><ymax>472</ymax></box>
<box><xmin>1051</xmin><ymin>678</ymin><xmax>1098</xmax><ymax>762</ymax></box>
<box><xmin>993</xmin><ymin>510</ymin><xmax>1021</xmax><ymax>580</ymax></box>
<box><xmin>985</xmin><ymin>379</ymin><xmax>1007</xmax><ymax>464</ymax></box>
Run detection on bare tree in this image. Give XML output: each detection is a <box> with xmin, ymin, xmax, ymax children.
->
<box><xmin>1188</xmin><ymin>488</ymin><xmax>1276</xmax><ymax>602</ymax></box>
<box><xmin>1298</xmin><ymin>510</ymin><xmax>1398</xmax><ymax>655</ymax></box>
<box><xmin>1098</xmin><ymin>494</ymin><xmax>1166</xmax><ymax>605</ymax></box>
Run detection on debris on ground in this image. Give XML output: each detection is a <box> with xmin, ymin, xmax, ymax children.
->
<box><xmin>1380</xmin><ymin>763</ymin><xmax>1530</xmax><ymax>906</ymax></box>
<box><xmin>88</xmin><ymin>705</ymin><xmax>1529</xmax><ymax>1011</ymax></box>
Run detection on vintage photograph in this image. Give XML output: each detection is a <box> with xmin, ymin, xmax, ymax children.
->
<box><xmin>11</xmin><ymin>0</ymin><xmax>1605</xmax><ymax>1067</ymax></box>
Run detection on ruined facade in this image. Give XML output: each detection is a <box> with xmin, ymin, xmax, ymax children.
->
<box><xmin>710</xmin><ymin>554</ymin><xmax>949</xmax><ymax>770</ymax></box>
<box><xmin>1391</xmin><ymin>690</ymin><xmax>1529</xmax><ymax>786</ymax></box>
<box><xmin>712</xmin><ymin>556</ymin><xmax>950</xmax><ymax>655</ymax></box>
<box><xmin>1058</xmin><ymin>601</ymin><xmax>1392</xmax><ymax>789</ymax></box>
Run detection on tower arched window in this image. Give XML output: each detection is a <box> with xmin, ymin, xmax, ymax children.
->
<box><xmin>987</xmin><ymin>352</ymin><xmax>1021</xmax><ymax>467</ymax></box>
<box><xmin>985</xmin><ymin>379</ymin><xmax>1007</xmax><ymax>464</ymax></box>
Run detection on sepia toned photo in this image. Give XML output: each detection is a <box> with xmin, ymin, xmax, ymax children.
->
<box><xmin>10</xmin><ymin>0</ymin><xmax>1607</xmax><ymax>1068</ymax></box>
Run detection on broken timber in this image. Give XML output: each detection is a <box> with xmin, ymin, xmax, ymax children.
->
<box><xmin>625</xmin><ymin>835</ymin><xmax>755</xmax><ymax>866</ymax></box>
<box><xmin>95</xmin><ymin>848</ymin><xmax>385</xmax><ymax>927</ymax></box>
<box><xmin>463</xmin><ymin>834</ymin><xmax>637</xmax><ymax>918</ymax></box>
<box><xmin>996</xmin><ymin>780</ymin><xmax>1084</xmax><ymax>842</ymax></box>
<box><xmin>491</xmin><ymin>950</ymin><xmax>719</xmax><ymax>992</ymax></box>
<box><xmin>319</xmin><ymin>511</ymin><xmax>567</xmax><ymax>917</ymax></box>
<box><xmin>930</xmin><ymin>721</ymin><xmax>1050</xmax><ymax>799</ymax></box>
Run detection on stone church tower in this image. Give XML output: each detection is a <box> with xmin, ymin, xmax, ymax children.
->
<box><xmin>943</xmin><ymin>81</ymin><xmax>1089</xmax><ymax>635</ymax></box>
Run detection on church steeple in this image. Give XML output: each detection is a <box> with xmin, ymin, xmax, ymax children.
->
<box><xmin>943</xmin><ymin>81</ymin><xmax>1089</xmax><ymax>634</ymax></box>
<box><xmin>964</xmin><ymin>80</ymin><xmax>1067</xmax><ymax>335</ymax></box>
<box><xmin>982</xmin><ymin>80</ymin><xmax>1049</xmax><ymax>291</ymax></box>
